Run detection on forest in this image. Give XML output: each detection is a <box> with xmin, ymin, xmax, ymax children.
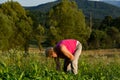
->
<box><xmin>0</xmin><ymin>0</ymin><xmax>120</xmax><ymax>53</ymax></box>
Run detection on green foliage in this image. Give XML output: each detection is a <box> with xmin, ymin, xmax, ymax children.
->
<box><xmin>0</xmin><ymin>50</ymin><xmax>120</xmax><ymax>79</ymax></box>
<box><xmin>47</xmin><ymin>26</ymin><xmax>62</xmax><ymax>46</ymax></box>
<box><xmin>28</xmin><ymin>10</ymin><xmax>46</xmax><ymax>27</ymax></box>
<box><xmin>24</xmin><ymin>0</ymin><xmax>120</xmax><ymax>49</ymax></box>
<box><xmin>99</xmin><ymin>16</ymin><xmax>113</xmax><ymax>30</ymax></box>
<box><xmin>88</xmin><ymin>15</ymin><xmax>120</xmax><ymax>49</ymax></box>
<box><xmin>88</xmin><ymin>30</ymin><xmax>110</xmax><ymax>49</ymax></box>
<box><xmin>47</xmin><ymin>0</ymin><xmax>91</xmax><ymax>47</ymax></box>
<box><xmin>0</xmin><ymin>13</ymin><xmax>13</xmax><ymax>50</ymax></box>
<box><xmin>106</xmin><ymin>27</ymin><xmax>120</xmax><ymax>47</ymax></box>
<box><xmin>34</xmin><ymin>24</ymin><xmax>45</xmax><ymax>50</ymax></box>
<box><xmin>0</xmin><ymin>1</ymin><xmax>33</xmax><ymax>51</ymax></box>
<box><xmin>1</xmin><ymin>0</ymin><xmax>120</xmax><ymax>50</ymax></box>
<box><xmin>112</xmin><ymin>17</ymin><xmax>120</xmax><ymax>31</ymax></box>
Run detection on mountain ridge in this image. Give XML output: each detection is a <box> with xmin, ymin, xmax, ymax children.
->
<box><xmin>25</xmin><ymin>0</ymin><xmax>120</xmax><ymax>19</ymax></box>
<box><xmin>103</xmin><ymin>1</ymin><xmax>120</xmax><ymax>7</ymax></box>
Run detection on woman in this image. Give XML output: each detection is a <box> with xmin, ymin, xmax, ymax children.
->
<box><xmin>45</xmin><ymin>39</ymin><xmax>82</xmax><ymax>75</ymax></box>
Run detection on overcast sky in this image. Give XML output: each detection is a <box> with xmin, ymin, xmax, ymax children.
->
<box><xmin>0</xmin><ymin>0</ymin><xmax>120</xmax><ymax>6</ymax></box>
<box><xmin>0</xmin><ymin>0</ymin><xmax>56</xmax><ymax>6</ymax></box>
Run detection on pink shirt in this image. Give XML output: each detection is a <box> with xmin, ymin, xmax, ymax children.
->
<box><xmin>56</xmin><ymin>39</ymin><xmax>77</xmax><ymax>54</ymax></box>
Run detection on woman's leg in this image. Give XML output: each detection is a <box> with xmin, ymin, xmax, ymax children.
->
<box><xmin>71</xmin><ymin>42</ymin><xmax>82</xmax><ymax>74</ymax></box>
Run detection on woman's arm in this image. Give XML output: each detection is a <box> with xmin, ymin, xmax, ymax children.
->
<box><xmin>60</xmin><ymin>44</ymin><xmax>74</xmax><ymax>61</ymax></box>
<box><xmin>54</xmin><ymin>58</ymin><xmax>61</xmax><ymax>71</ymax></box>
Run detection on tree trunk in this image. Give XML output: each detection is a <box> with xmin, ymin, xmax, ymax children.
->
<box><xmin>24</xmin><ymin>41</ymin><xmax>29</xmax><ymax>57</ymax></box>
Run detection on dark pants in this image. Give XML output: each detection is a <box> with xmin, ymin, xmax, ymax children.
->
<box><xmin>63</xmin><ymin>58</ymin><xmax>72</xmax><ymax>72</ymax></box>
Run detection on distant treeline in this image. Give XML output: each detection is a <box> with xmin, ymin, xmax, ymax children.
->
<box><xmin>0</xmin><ymin>0</ymin><xmax>120</xmax><ymax>53</ymax></box>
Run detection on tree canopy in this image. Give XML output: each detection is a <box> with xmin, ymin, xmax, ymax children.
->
<box><xmin>0</xmin><ymin>1</ymin><xmax>33</xmax><ymax>52</ymax></box>
<box><xmin>46</xmin><ymin>0</ymin><xmax>91</xmax><ymax>47</ymax></box>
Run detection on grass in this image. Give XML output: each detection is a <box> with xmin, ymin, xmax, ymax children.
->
<box><xmin>0</xmin><ymin>49</ymin><xmax>120</xmax><ymax>80</ymax></box>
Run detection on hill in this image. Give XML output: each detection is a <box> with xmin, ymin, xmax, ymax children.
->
<box><xmin>103</xmin><ymin>1</ymin><xmax>120</xmax><ymax>8</ymax></box>
<box><xmin>25</xmin><ymin>0</ymin><xmax>120</xmax><ymax>19</ymax></box>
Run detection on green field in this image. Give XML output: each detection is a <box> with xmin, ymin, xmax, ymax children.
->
<box><xmin>0</xmin><ymin>49</ymin><xmax>120</xmax><ymax>80</ymax></box>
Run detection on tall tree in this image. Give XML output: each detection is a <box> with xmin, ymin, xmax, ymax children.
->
<box><xmin>0</xmin><ymin>1</ymin><xmax>33</xmax><ymax>53</ymax></box>
<box><xmin>47</xmin><ymin>0</ymin><xmax>91</xmax><ymax>48</ymax></box>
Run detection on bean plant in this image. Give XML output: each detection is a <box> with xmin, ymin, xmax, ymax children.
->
<box><xmin>0</xmin><ymin>50</ymin><xmax>120</xmax><ymax>80</ymax></box>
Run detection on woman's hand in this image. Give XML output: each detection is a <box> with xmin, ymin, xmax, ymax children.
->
<box><xmin>70</xmin><ymin>55</ymin><xmax>74</xmax><ymax>61</ymax></box>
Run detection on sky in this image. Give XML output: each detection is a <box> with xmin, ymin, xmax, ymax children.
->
<box><xmin>0</xmin><ymin>0</ymin><xmax>57</xmax><ymax>7</ymax></box>
<box><xmin>89</xmin><ymin>0</ymin><xmax>120</xmax><ymax>1</ymax></box>
<box><xmin>0</xmin><ymin>0</ymin><xmax>120</xmax><ymax>6</ymax></box>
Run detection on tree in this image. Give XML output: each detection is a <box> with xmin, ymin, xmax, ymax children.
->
<box><xmin>0</xmin><ymin>13</ymin><xmax>13</xmax><ymax>51</ymax></box>
<box><xmin>0</xmin><ymin>1</ymin><xmax>33</xmax><ymax>53</ymax></box>
<box><xmin>88</xmin><ymin>30</ymin><xmax>112</xmax><ymax>49</ymax></box>
<box><xmin>106</xmin><ymin>27</ymin><xmax>120</xmax><ymax>48</ymax></box>
<box><xmin>99</xmin><ymin>16</ymin><xmax>113</xmax><ymax>30</ymax></box>
<box><xmin>28</xmin><ymin>10</ymin><xmax>47</xmax><ymax>50</ymax></box>
<box><xmin>46</xmin><ymin>26</ymin><xmax>63</xmax><ymax>46</ymax></box>
<box><xmin>47</xmin><ymin>0</ymin><xmax>91</xmax><ymax>48</ymax></box>
<box><xmin>34</xmin><ymin>24</ymin><xmax>45</xmax><ymax>51</ymax></box>
<box><xmin>112</xmin><ymin>17</ymin><xmax>120</xmax><ymax>31</ymax></box>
